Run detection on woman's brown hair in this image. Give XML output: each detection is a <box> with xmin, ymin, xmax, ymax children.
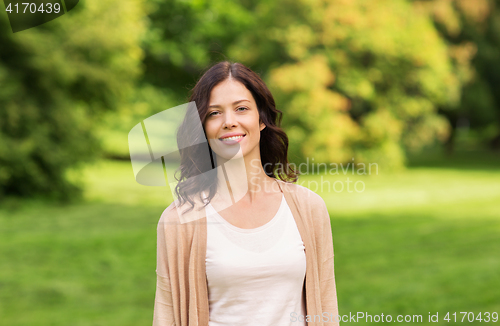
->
<box><xmin>174</xmin><ymin>61</ymin><xmax>298</xmax><ymax>212</ymax></box>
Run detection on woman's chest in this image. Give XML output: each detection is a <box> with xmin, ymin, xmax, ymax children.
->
<box><xmin>213</xmin><ymin>192</ymin><xmax>284</xmax><ymax>229</ymax></box>
<box><xmin>205</xmin><ymin>205</ymin><xmax>306</xmax><ymax>289</ymax></box>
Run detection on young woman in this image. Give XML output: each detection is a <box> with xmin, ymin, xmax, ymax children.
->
<box><xmin>153</xmin><ymin>61</ymin><xmax>339</xmax><ymax>326</ymax></box>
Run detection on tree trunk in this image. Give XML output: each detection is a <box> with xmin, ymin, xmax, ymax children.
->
<box><xmin>490</xmin><ymin>133</ymin><xmax>500</xmax><ymax>151</ymax></box>
<box><xmin>445</xmin><ymin>125</ymin><xmax>456</xmax><ymax>156</ymax></box>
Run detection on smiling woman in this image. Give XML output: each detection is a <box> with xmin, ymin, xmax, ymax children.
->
<box><xmin>153</xmin><ymin>61</ymin><xmax>339</xmax><ymax>326</ymax></box>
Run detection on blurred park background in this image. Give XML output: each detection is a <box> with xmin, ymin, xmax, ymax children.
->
<box><xmin>1</xmin><ymin>0</ymin><xmax>499</xmax><ymax>325</ymax></box>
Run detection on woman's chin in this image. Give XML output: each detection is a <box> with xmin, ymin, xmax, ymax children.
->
<box><xmin>209</xmin><ymin>139</ymin><xmax>244</xmax><ymax>160</ymax></box>
<box><xmin>217</xmin><ymin>151</ymin><xmax>244</xmax><ymax>161</ymax></box>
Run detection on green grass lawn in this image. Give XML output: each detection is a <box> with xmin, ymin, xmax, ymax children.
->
<box><xmin>1</xmin><ymin>149</ymin><xmax>499</xmax><ymax>325</ymax></box>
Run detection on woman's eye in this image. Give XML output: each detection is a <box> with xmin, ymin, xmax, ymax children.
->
<box><xmin>236</xmin><ymin>107</ymin><xmax>248</xmax><ymax>111</ymax></box>
<box><xmin>208</xmin><ymin>111</ymin><xmax>219</xmax><ymax>117</ymax></box>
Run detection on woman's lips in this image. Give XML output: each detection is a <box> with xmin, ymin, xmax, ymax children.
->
<box><xmin>219</xmin><ymin>134</ymin><xmax>245</xmax><ymax>145</ymax></box>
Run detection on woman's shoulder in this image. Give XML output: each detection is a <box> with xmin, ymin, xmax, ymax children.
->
<box><xmin>158</xmin><ymin>201</ymin><xmax>194</xmax><ymax>230</ymax></box>
<box><xmin>157</xmin><ymin>204</ymin><xmax>179</xmax><ymax>239</ymax></box>
<box><xmin>159</xmin><ymin>201</ymin><xmax>181</xmax><ymax>224</ymax></box>
<box><xmin>276</xmin><ymin>179</ymin><xmax>326</xmax><ymax>207</ymax></box>
<box><xmin>277</xmin><ymin>179</ymin><xmax>331</xmax><ymax>233</ymax></box>
<box><xmin>158</xmin><ymin>200</ymin><xmax>206</xmax><ymax>228</ymax></box>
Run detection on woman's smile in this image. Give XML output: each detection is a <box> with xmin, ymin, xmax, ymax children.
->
<box><xmin>219</xmin><ymin>134</ymin><xmax>246</xmax><ymax>144</ymax></box>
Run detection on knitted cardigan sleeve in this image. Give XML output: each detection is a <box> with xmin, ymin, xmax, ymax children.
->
<box><xmin>315</xmin><ymin>196</ymin><xmax>339</xmax><ymax>325</ymax></box>
<box><xmin>153</xmin><ymin>206</ymin><xmax>177</xmax><ymax>326</ymax></box>
<box><xmin>288</xmin><ymin>181</ymin><xmax>340</xmax><ymax>325</ymax></box>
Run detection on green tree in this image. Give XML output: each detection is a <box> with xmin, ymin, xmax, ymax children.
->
<box><xmin>262</xmin><ymin>0</ymin><xmax>462</xmax><ymax>168</ymax></box>
<box><xmin>417</xmin><ymin>0</ymin><xmax>500</xmax><ymax>152</ymax></box>
<box><xmin>142</xmin><ymin>0</ymin><xmax>467</xmax><ymax>169</ymax></box>
<box><xmin>0</xmin><ymin>0</ymin><xmax>145</xmax><ymax>200</ymax></box>
<box><xmin>142</xmin><ymin>0</ymin><xmax>257</xmax><ymax>100</ymax></box>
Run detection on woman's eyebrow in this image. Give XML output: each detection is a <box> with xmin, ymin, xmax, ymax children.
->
<box><xmin>208</xmin><ymin>99</ymin><xmax>250</xmax><ymax>108</ymax></box>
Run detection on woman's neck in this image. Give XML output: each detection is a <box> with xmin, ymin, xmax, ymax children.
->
<box><xmin>215</xmin><ymin>155</ymin><xmax>277</xmax><ymax>204</ymax></box>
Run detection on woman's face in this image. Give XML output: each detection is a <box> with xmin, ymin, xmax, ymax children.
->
<box><xmin>204</xmin><ymin>78</ymin><xmax>265</xmax><ymax>161</ymax></box>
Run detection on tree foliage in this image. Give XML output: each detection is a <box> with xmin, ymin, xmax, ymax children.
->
<box><xmin>264</xmin><ymin>0</ymin><xmax>466</xmax><ymax>168</ymax></box>
<box><xmin>3</xmin><ymin>0</ymin><xmax>498</xmax><ymax>199</ymax></box>
<box><xmin>0</xmin><ymin>0</ymin><xmax>145</xmax><ymax>200</ymax></box>
<box><xmin>417</xmin><ymin>0</ymin><xmax>500</xmax><ymax>151</ymax></box>
<box><xmin>142</xmin><ymin>0</ymin><xmax>474</xmax><ymax>169</ymax></box>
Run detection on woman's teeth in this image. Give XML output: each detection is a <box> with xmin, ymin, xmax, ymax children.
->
<box><xmin>221</xmin><ymin>135</ymin><xmax>244</xmax><ymax>141</ymax></box>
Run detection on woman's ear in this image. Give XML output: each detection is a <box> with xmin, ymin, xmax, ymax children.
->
<box><xmin>260</xmin><ymin>120</ymin><xmax>266</xmax><ymax>131</ymax></box>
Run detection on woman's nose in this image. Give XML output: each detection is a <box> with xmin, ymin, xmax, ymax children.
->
<box><xmin>223</xmin><ymin>111</ymin><xmax>237</xmax><ymax>129</ymax></box>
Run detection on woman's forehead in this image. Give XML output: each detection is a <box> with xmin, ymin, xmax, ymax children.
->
<box><xmin>209</xmin><ymin>79</ymin><xmax>255</xmax><ymax>105</ymax></box>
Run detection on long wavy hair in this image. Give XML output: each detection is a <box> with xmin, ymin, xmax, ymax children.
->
<box><xmin>174</xmin><ymin>61</ymin><xmax>298</xmax><ymax>212</ymax></box>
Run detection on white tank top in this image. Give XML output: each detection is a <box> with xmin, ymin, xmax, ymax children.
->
<box><xmin>205</xmin><ymin>193</ymin><xmax>307</xmax><ymax>326</ymax></box>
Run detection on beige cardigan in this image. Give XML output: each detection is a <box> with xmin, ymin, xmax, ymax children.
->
<box><xmin>153</xmin><ymin>179</ymin><xmax>339</xmax><ymax>326</ymax></box>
